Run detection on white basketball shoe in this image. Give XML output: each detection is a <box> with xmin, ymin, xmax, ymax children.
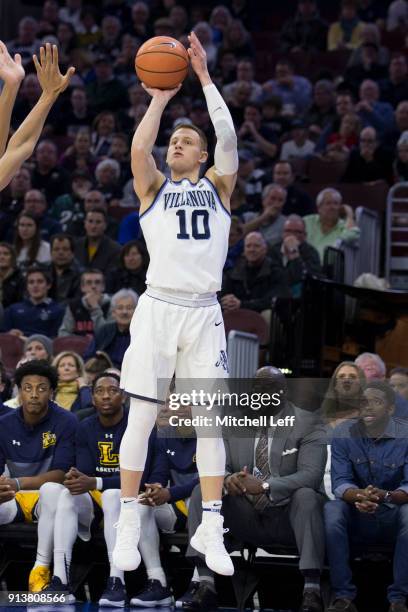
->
<box><xmin>112</xmin><ymin>501</ymin><xmax>141</xmax><ymax>572</ymax></box>
<box><xmin>190</xmin><ymin>514</ymin><xmax>234</xmax><ymax>576</ymax></box>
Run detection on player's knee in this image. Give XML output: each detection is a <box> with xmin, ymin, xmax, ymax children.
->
<box><xmin>56</xmin><ymin>487</ymin><xmax>76</xmax><ymax>513</ymax></box>
<box><xmin>101</xmin><ymin>488</ymin><xmax>120</xmax><ymax>508</ymax></box>
<box><xmin>39</xmin><ymin>481</ymin><xmax>64</xmax><ymax>506</ymax></box>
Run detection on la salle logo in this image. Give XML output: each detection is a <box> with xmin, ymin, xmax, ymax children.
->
<box><xmin>42</xmin><ymin>431</ymin><xmax>56</xmax><ymax>449</ymax></box>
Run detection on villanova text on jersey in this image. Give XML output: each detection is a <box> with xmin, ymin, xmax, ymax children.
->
<box><xmin>163</xmin><ymin>188</ymin><xmax>217</xmax><ymax>211</ymax></box>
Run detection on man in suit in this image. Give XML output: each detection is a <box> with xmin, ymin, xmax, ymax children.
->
<box><xmin>185</xmin><ymin>367</ymin><xmax>327</xmax><ymax>612</ymax></box>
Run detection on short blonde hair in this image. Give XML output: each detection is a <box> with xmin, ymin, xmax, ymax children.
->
<box><xmin>52</xmin><ymin>351</ymin><xmax>85</xmax><ymax>378</ymax></box>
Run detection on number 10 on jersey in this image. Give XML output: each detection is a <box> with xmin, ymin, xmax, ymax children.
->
<box><xmin>176</xmin><ymin>210</ymin><xmax>210</xmax><ymax>240</ymax></box>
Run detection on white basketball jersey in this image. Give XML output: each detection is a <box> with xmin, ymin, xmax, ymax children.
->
<box><xmin>140</xmin><ymin>176</ymin><xmax>231</xmax><ymax>294</ymax></box>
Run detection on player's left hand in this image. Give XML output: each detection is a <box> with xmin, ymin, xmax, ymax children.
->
<box><xmin>142</xmin><ymin>483</ymin><xmax>171</xmax><ymax>506</ymax></box>
<box><xmin>0</xmin><ymin>41</ymin><xmax>25</xmax><ymax>86</ymax></box>
<box><xmin>187</xmin><ymin>31</ymin><xmax>209</xmax><ymax>80</ymax></box>
<box><xmin>64</xmin><ymin>468</ymin><xmax>96</xmax><ymax>495</ymax></box>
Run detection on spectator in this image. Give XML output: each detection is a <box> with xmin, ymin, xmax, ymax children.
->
<box><xmin>263</xmin><ymin>59</ymin><xmax>312</xmax><ymax>116</ymax></box>
<box><xmin>355</xmin><ymin>79</ymin><xmax>395</xmax><ymax>135</ymax></box>
<box><xmin>316</xmin><ymin>90</ymin><xmax>356</xmax><ymax>154</ymax></box>
<box><xmin>24</xmin><ymin>334</ymin><xmax>53</xmax><ymax>363</ymax></box>
<box><xmin>280</xmin><ymin>119</ymin><xmax>315</xmax><ymax>161</ymax></box>
<box><xmin>209</xmin><ymin>5</ymin><xmax>232</xmax><ymax>44</ymax></box>
<box><xmin>355</xmin><ymin>352</ymin><xmax>408</xmax><ymax>418</ymax></box>
<box><xmin>64</xmin><ymin>189</ymin><xmax>118</xmax><ymax>241</ymax></box>
<box><xmin>84</xmin><ymin>289</ymin><xmax>138</xmax><ymax>369</ymax></box>
<box><xmin>0</xmin><ymin>243</ymin><xmax>24</xmax><ymax>308</ymax></box>
<box><xmin>186</xmin><ymin>367</ymin><xmax>327</xmax><ymax>612</ymax></box>
<box><xmin>273</xmin><ymin>161</ymin><xmax>315</xmax><ymax>216</ymax></box>
<box><xmin>327</xmin><ymin>0</ymin><xmax>364</xmax><ymax>51</ymax></box>
<box><xmin>48</xmin><ymin>234</ymin><xmax>81</xmax><ymax>304</ymax></box>
<box><xmin>390</xmin><ymin>367</ymin><xmax>408</xmax><ymax>402</ymax></box>
<box><xmin>94</xmin><ymin>158</ymin><xmax>123</xmax><ymax>206</ymax></box>
<box><xmin>304</xmin><ymin>80</ymin><xmax>337</xmax><ymax>139</ymax></box>
<box><xmin>109</xmin><ymin>133</ymin><xmax>131</xmax><ymax>185</ymax></box>
<box><xmin>0</xmin><ymin>361</ymin><xmax>12</xmax><ymax>406</ymax></box>
<box><xmin>383</xmin><ymin>101</ymin><xmax>408</xmax><ymax>154</ymax></box>
<box><xmin>324</xmin><ymin>380</ymin><xmax>408</xmax><ymax>612</ymax></box>
<box><xmin>321</xmin><ymin>361</ymin><xmax>365</xmax><ymax>423</ymax></box>
<box><xmin>126</xmin><ymin>2</ymin><xmax>151</xmax><ymax>41</ymax></box>
<box><xmin>380</xmin><ymin>54</ymin><xmax>408</xmax><ymax>108</ymax></box>
<box><xmin>58</xmin><ymin>269</ymin><xmax>111</xmax><ymax>337</ymax></box>
<box><xmin>226</xmin><ymin>80</ymin><xmax>252</xmax><ymax>125</ymax></box>
<box><xmin>269</xmin><ymin>215</ymin><xmax>322</xmax><ymax>299</ymax></box>
<box><xmin>219</xmin><ymin>19</ymin><xmax>253</xmax><ymax>58</ymax></box>
<box><xmin>223</xmin><ymin>59</ymin><xmax>263</xmax><ymax>105</ymax></box>
<box><xmin>325</xmin><ymin>112</ymin><xmax>361</xmax><ymax>162</ymax></box>
<box><xmin>394</xmin><ymin>131</ymin><xmax>408</xmax><ymax>182</ymax></box>
<box><xmin>221</xmin><ymin>232</ymin><xmax>273</xmax><ymax>313</ymax></box>
<box><xmin>238</xmin><ymin>103</ymin><xmax>278</xmax><ymax>164</ymax></box>
<box><xmin>236</xmin><ymin>150</ymin><xmax>265</xmax><ymax>211</ymax></box>
<box><xmin>387</xmin><ymin>0</ymin><xmax>408</xmax><ymax>31</ymax></box>
<box><xmin>11</xmin><ymin>74</ymin><xmax>41</xmax><ymax>128</ymax></box>
<box><xmin>169</xmin><ymin>5</ymin><xmax>189</xmax><ymax>39</ymax></box>
<box><xmin>225</xmin><ymin>216</ymin><xmax>244</xmax><ymax>271</ymax></box>
<box><xmin>76</xmin><ymin>6</ymin><xmax>101</xmax><ymax>48</ymax></box>
<box><xmin>74</xmin><ymin>208</ymin><xmax>121</xmax><ymax>273</ymax></box>
<box><xmin>0</xmin><ymin>167</ymin><xmax>32</xmax><ymax>240</ymax></box>
<box><xmin>31</xmin><ymin>141</ymin><xmax>70</xmax><ymax>204</ymax></box>
<box><xmin>348</xmin><ymin>23</ymin><xmax>390</xmax><ymax>69</ymax></box>
<box><xmin>48</xmin><ymin>171</ymin><xmax>93</xmax><ymax>235</ymax></box>
<box><xmin>106</xmin><ymin>240</ymin><xmax>148</xmax><ymax>296</ymax></box>
<box><xmin>345</xmin><ymin>42</ymin><xmax>388</xmax><ymax>94</ymax></box>
<box><xmin>2</xmin><ymin>268</ymin><xmax>64</xmax><ymax>339</ymax></box>
<box><xmin>0</xmin><ymin>360</ymin><xmax>77</xmax><ymax>594</ymax></box>
<box><xmin>242</xmin><ymin>184</ymin><xmax>287</xmax><ymax>248</ymax></box>
<box><xmin>7</xmin><ymin>16</ymin><xmax>41</xmax><ymax>67</ymax></box>
<box><xmin>86</xmin><ymin>55</ymin><xmax>128</xmax><ymax>116</ymax></box>
<box><xmin>13</xmin><ymin>213</ymin><xmax>51</xmax><ymax>271</ymax></box>
<box><xmin>91</xmin><ymin>111</ymin><xmax>117</xmax><ymax>157</ymax></box>
<box><xmin>55</xmin><ymin>21</ymin><xmax>77</xmax><ymax>68</ymax></box>
<box><xmin>83</xmin><ymin>351</ymin><xmax>113</xmax><ymax>386</ymax></box>
<box><xmin>52</xmin><ymin>351</ymin><xmax>92</xmax><ymax>412</ymax></box>
<box><xmin>304</xmin><ymin>188</ymin><xmax>359</xmax><ymax>261</ymax></box>
<box><xmin>59</xmin><ymin>0</ymin><xmax>83</xmax><ymax>31</ymax></box>
<box><xmin>23</xmin><ymin>190</ymin><xmax>61</xmax><ymax>241</ymax></box>
<box><xmin>63</xmin><ymin>87</ymin><xmax>93</xmax><ymax>137</ymax></box>
<box><xmin>280</xmin><ymin>0</ymin><xmax>328</xmax><ymax>53</ymax></box>
<box><xmin>60</xmin><ymin>128</ymin><xmax>96</xmax><ymax>175</ymax></box>
<box><xmin>93</xmin><ymin>15</ymin><xmax>122</xmax><ymax>60</ymax></box>
<box><xmin>342</xmin><ymin>126</ymin><xmax>393</xmax><ymax>184</ymax></box>
<box><xmin>38</xmin><ymin>0</ymin><xmax>60</xmax><ymax>37</ymax></box>
<box><xmin>261</xmin><ymin>96</ymin><xmax>292</xmax><ymax>142</ymax></box>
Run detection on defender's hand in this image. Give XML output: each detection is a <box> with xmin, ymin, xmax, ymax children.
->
<box><xmin>0</xmin><ymin>41</ymin><xmax>25</xmax><ymax>85</ymax></box>
<box><xmin>33</xmin><ymin>43</ymin><xmax>75</xmax><ymax>99</ymax></box>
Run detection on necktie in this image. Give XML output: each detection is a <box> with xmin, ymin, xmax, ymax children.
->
<box><xmin>253</xmin><ymin>428</ymin><xmax>271</xmax><ymax>511</ymax></box>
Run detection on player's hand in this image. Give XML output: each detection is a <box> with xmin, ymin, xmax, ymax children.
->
<box><xmin>64</xmin><ymin>469</ymin><xmax>96</xmax><ymax>495</ymax></box>
<box><xmin>188</xmin><ymin>31</ymin><xmax>210</xmax><ymax>83</ymax></box>
<box><xmin>141</xmin><ymin>82</ymin><xmax>181</xmax><ymax>105</ymax></box>
<box><xmin>142</xmin><ymin>483</ymin><xmax>171</xmax><ymax>506</ymax></box>
<box><xmin>33</xmin><ymin>43</ymin><xmax>75</xmax><ymax>100</ymax></box>
<box><xmin>0</xmin><ymin>41</ymin><xmax>25</xmax><ymax>86</ymax></box>
<box><xmin>0</xmin><ymin>476</ymin><xmax>16</xmax><ymax>504</ymax></box>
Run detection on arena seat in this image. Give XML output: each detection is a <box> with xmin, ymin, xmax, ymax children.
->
<box><xmin>308</xmin><ymin>157</ymin><xmax>348</xmax><ymax>185</ymax></box>
<box><xmin>53</xmin><ymin>335</ymin><xmax>92</xmax><ymax>357</ymax></box>
<box><xmin>223</xmin><ymin>309</ymin><xmax>269</xmax><ymax>346</ymax></box>
<box><xmin>0</xmin><ymin>333</ymin><xmax>24</xmax><ymax>375</ymax></box>
<box><xmin>108</xmin><ymin>206</ymin><xmax>137</xmax><ymax>221</ymax></box>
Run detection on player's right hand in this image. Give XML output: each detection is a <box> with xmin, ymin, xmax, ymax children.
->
<box><xmin>33</xmin><ymin>43</ymin><xmax>75</xmax><ymax>99</ymax></box>
<box><xmin>0</xmin><ymin>41</ymin><xmax>25</xmax><ymax>86</ymax></box>
<box><xmin>141</xmin><ymin>82</ymin><xmax>181</xmax><ymax>104</ymax></box>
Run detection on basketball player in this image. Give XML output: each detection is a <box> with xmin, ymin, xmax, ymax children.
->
<box><xmin>113</xmin><ymin>31</ymin><xmax>238</xmax><ymax>576</ymax></box>
<box><xmin>0</xmin><ymin>42</ymin><xmax>74</xmax><ymax>190</ymax></box>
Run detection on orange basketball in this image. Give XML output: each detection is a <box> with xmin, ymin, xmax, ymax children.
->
<box><xmin>135</xmin><ymin>36</ymin><xmax>189</xmax><ymax>89</ymax></box>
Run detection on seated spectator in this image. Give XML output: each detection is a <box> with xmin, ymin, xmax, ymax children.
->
<box><xmin>280</xmin><ymin>0</ymin><xmax>328</xmax><ymax>53</ymax></box>
<box><xmin>83</xmin><ymin>289</ymin><xmax>138</xmax><ymax>369</ymax></box>
<box><xmin>86</xmin><ymin>55</ymin><xmax>128</xmax><ymax>116</ymax></box>
<box><xmin>60</xmin><ymin>128</ymin><xmax>96</xmax><ymax>175</ymax></box>
<box><xmin>229</xmin><ymin>183</ymin><xmax>251</xmax><ymax>220</ymax></box>
<box><xmin>348</xmin><ymin>23</ymin><xmax>389</xmax><ymax>69</ymax></box>
<box><xmin>52</xmin><ymin>351</ymin><xmax>92</xmax><ymax>413</ymax></box>
<box><xmin>63</xmin><ymin>87</ymin><xmax>94</xmax><ymax>138</ymax></box>
<box><xmin>38</xmin><ymin>1</ymin><xmax>61</xmax><ymax>38</ymax></box>
<box><xmin>135</xmin><ymin>404</ymin><xmax>199</xmax><ymax>608</ymax></box>
<box><xmin>316</xmin><ymin>90</ymin><xmax>356</xmax><ymax>154</ymax></box>
<box><xmin>327</xmin><ymin>0</ymin><xmax>364</xmax><ymax>51</ymax></box>
<box><xmin>387</xmin><ymin>0</ymin><xmax>408</xmax><ymax>31</ymax></box>
<box><xmin>55</xmin><ymin>21</ymin><xmax>78</xmax><ymax>70</ymax></box>
<box><xmin>280</xmin><ymin>119</ymin><xmax>315</xmax><ymax>161</ymax></box>
<box><xmin>31</xmin><ymin>141</ymin><xmax>70</xmax><ymax>205</ymax></box>
<box><xmin>109</xmin><ymin>133</ymin><xmax>132</xmax><ymax>185</ymax></box>
<box><xmin>342</xmin><ymin>126</ymin><xmax>393</xmax><ymax>183</ymax></box>
<box><xmin>3</xmin><ymin>268</ymin><xmax>64</xmax><ymax>339</ymax></box>
<box><xmin>41</xmin><ymin>372</ymin><xmax>160</xmax><ymax>605</ymax></box>
<box><xmin>186</xmin><ymin>367</ymin><xmax>327</xmax><ymax>612</ymax></box>
<box><xmin>355</xmin><ymin>79</ymin><xmax>395</xmax><ymax>135</ymax></box>
<box><xmin>11</xmin><ymin>73</ymin><xmax>41</xmax><ymax>129</ymax></box>
<box><xmin>221</xmin><ymin>232</ymin><xmax>273</xmax><ymax>313</ymax></box>
<box><xmin>13</xmin><ymin>213</ymin><xmax>51</xmax><ymax>271</ymax></box>
<box><xmin>390</xmin><ymin>367</ymin><xmax>408</xmax><ymax>402</ymax></box>
<box><xmin>6</xmin><ymin>16</ymin><xmax>41</xmax><ymax>67</ymax></box>
<box><xmin>225</xmin><ymin>216</ymin><xmax>244</xmax><ymax>271</ymax></box>
<box><xmin>219</xmin><ymin>18</ymin><xmax>254</xmax><ymax>59</ymax></box>
<box><xmin>74</xmin><ymin>208</ymin><xmax>121</xmax><ymax>273</ymax></box>
<box><xmin>263</xmin><ymin>58</ymin><xmax>312</xmax><ymax>116</ymax></box>
<box><xmin>0</xmin><ymin>167</ymin><xmax>32</xmax><ymax>240</ymax></box>
<box><xmin>383</xmin><ymin>101</ymin><xmax>408</xmax><ymax>154</ymax></box>
<box><xmin>120</xmin><ymin>84</ymin><xmax>149</xmax><ymax>132</ymax></box>
<box><xmin>113</xmin><ymin>34</ymin><xmax>140</xmax><ymax>88</ymax></box>
<box><xmin>355</xmin><ymin>352</ymin><xmax>408</xmax><ymax>418</ymax></box>
<box><xmin>269</xmin><ymin>215</ymin><xmax>322</xmax><ymax>298</ymax></box>
<box><xmin>236</xmin><ymin>150</ymin><xmax>265</xmax><ymax>211</ymax></box>
<box><xmin>62</xmin><ymin>189</ymin><xmax>118</xmax><ymax>241</ymax></box>
<box><xmin>24</xmin><ymin>334</ymin><xmax>53</xmax><ymax>363</ymax></box>
<box><xmin>92</xmin><ymin>15</ymin><xmax>122</xmax><ymax>60</ymax></box>
<box><xmin>242</xmin><ymin>184</ymin><xmax>287</xmax><ymax>248</ymax></box>
<box><xmin>223</xmin><ymin>59</ymin><xmax>263</xmax><ymax>105</ymax></box>
<box><xmin>227</xmin><ymin>80</ymin><xmax>253</xmax><ymax>126</ymax></box>
<box><xmin>393</xmin><ymin>131</ymin><xmax>408</xmax><ymax>182</ymax></box>
<box><xmin>0</xmin><ymin>360</ymin><xmax>77</xmax><ymax>593</ymax></box>
<box><xmin>325</xmin><ymin>112</ymin><xmax>361</xmax><ymax>162</ymax></box>
<box><xmin>209</xmin><ymin>5</ymin><xmax>232</xmax><ymax>44</ymax></box>
<box><xmin>169</xmin><ymin>4</ymin><xmax>189</xmax><ymax>38</ymax></box>
<box><xmin>380</xmin><ymin>53</ymin><xmax>408</xmax><ymax>109</ymax></box>
<box><xmin>0</xmin><ymin>361</ymin><xmax>12</xmax><ymax>406</ymax></box>
<box><xmin>273</xmin><ymin>161</ymin><xmax>315</xmax><ymax>216</ymax></box>
<box><xmin>83</xmin><ymin>351</ymin><xmax>113</xmax><ymax>386</ymax></box>
<box><xmin>91</xmin><ymin>111</ymin><xmax>117</xmax><ymax>158</ymax></box>
<box><xmin>58</xmin><ymin>269</ymin><xmax>111</xmax><ymax>338</ymax></box>
<box><xmin>48</xmin><ymin>234</ymin><xmax>81</xmax><ymax>304</ymax></box>
<box><xmin>304</xmin><ymin>188</ymin><xmax>360</xmax><ymax>261</ymax></box>
<box><xmin>76</xmin><ymin>6</ymin><xmax>101</xmax><ymax>48</ymax></box>
<box><xmin>94</xmin><ymin>159</ymin><xmax>123</xmax><ymax>206</ymax></box>
<box><xmin>238</xmin><ymin>103</ymin><xmax>278</xmax><ymax>165</ymax></box>
<box><xmin>0</xmin><ymin>243</ymin><xmax>24</xmax><ymax>308</ymax></box>
<box><xmin>345</xmin><ymin>42</ymin><xmax>388</xmax><ymax>93</ymax></box>
<box><xmin>22</xmin><ymin>190</ymin><xmax>61</xmax><ymax>241</ymax></box>
<box><xmin>304</xmin><ymin>80</ymin><xmax>337</xmax><ymax>139</ymax></box>
<box><xmin>126</xmin><ymin>1</ymin><xmax>151</xmax><ymax>41</ymax></box>
<box><xmin>324</xmin><ymin>380</ymin><xmax>408</xmax><ymax>612</ymax></box>
<box><xmin>106</xmin><ymin>240</ymin><xmax>148</xmax><ymax>296</ymax></box>
<box><xmin>261</xmin><ymin>96</ymin><xmax>292</xmax><ymax>142</ymax></box>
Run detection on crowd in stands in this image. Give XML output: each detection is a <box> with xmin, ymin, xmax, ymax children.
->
<box><xmin>0</xmin><ymin>0</ymin><xmax>408</xmax><ymax>610</ymax></box>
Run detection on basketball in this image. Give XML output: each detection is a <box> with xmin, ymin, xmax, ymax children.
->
<box><xmin>135</xmin><ymin>36</ymin><xmax>189</xmax><ymax>90</ymax></box>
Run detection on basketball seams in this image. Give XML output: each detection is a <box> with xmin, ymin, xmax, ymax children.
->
<box><xmin>135</xmin><ymin>35</ymin><xmax>189</xmax><ymax>88</ymax></box>
<box><xmin>136</xmin><ymin>50</ymin><xmax>189</xmax><ymax>65</ymax></box>
<box><xmin>136</xmin><ymin>66</ymin><xmax>189</xmax><ymax>75</ymax></box>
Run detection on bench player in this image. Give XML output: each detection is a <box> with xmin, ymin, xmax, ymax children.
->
<box><xmin>113</xmin><ymin>32</ymin><xmax>238</xmax><ymax>577</ymax></box>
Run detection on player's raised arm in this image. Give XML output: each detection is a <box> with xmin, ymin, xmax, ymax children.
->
<box><xmin>0</xmin><ymin>43</ymin><xmax>74</xmax><ymax>191</ymax></box>
<box><xmin>188</xmin><ymin>31</ymin><xmax>238</xmax><ymax>206</ymax></box>
<box><xmin>131</xmin><ymin>84</ymin><xmax>180</xmax><ymax>206</ymax></box>
<box><xmin>0</xmin><ymin>42</ymin><xmax>25</xmax><ymax>158</ymax></box>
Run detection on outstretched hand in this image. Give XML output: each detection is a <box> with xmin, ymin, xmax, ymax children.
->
<box><xmin>0</xmin><ymin>41</ymin><xmax>25</xmax><ymax>86</ymax></box>
<box><xmin>33</xmin><ymin>43</ymin><xmax>75</xmax><ymax>99</ymax></box>
<box><xmin>187</xmin><ymin>31</ymin><xmax>210</xmax><ymax>84</ymax></box>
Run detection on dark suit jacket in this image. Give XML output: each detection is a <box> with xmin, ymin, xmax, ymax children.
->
<box><xmin>269</xmin><ymin>241</ymin><xmax>322</xmax><ymax>298</ymax></box>
<box><xmin>224</xmin><ymin>401</ymin><xmax>327</xmax><ymax>504</ymax></box>
<box><xmin>74</xmin><ymin>235</ymin><xmax>121</xmax><ymax>274</ymax></box>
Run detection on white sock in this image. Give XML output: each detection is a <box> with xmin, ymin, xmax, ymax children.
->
<box><xmin>121</xmin><ymin>497</ymin><xmax>138</xmax><ymax>507</ymax></box>
<box><xmin>147</xmin><ymin>568</ymin><xmax>167</xmax><ymax>587</ymax></box>
<box><xmin>202</xmin><ymin>500</ymin><xmax>222</xmax><ymax>522</ymax></box>
<box><xmin>35</xmin><ymin>482</ymin><xmax>65</xmax><ymax>569</ymax></box>
<box><xmin>192</xmin><ymin>567</ymin><xmax>200</xmax><ymax>582</ymax></box>
<box><xmin>102</xmin><ymin>489</ymin><xmax>125</xmax><ymax>584</ymax></box>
